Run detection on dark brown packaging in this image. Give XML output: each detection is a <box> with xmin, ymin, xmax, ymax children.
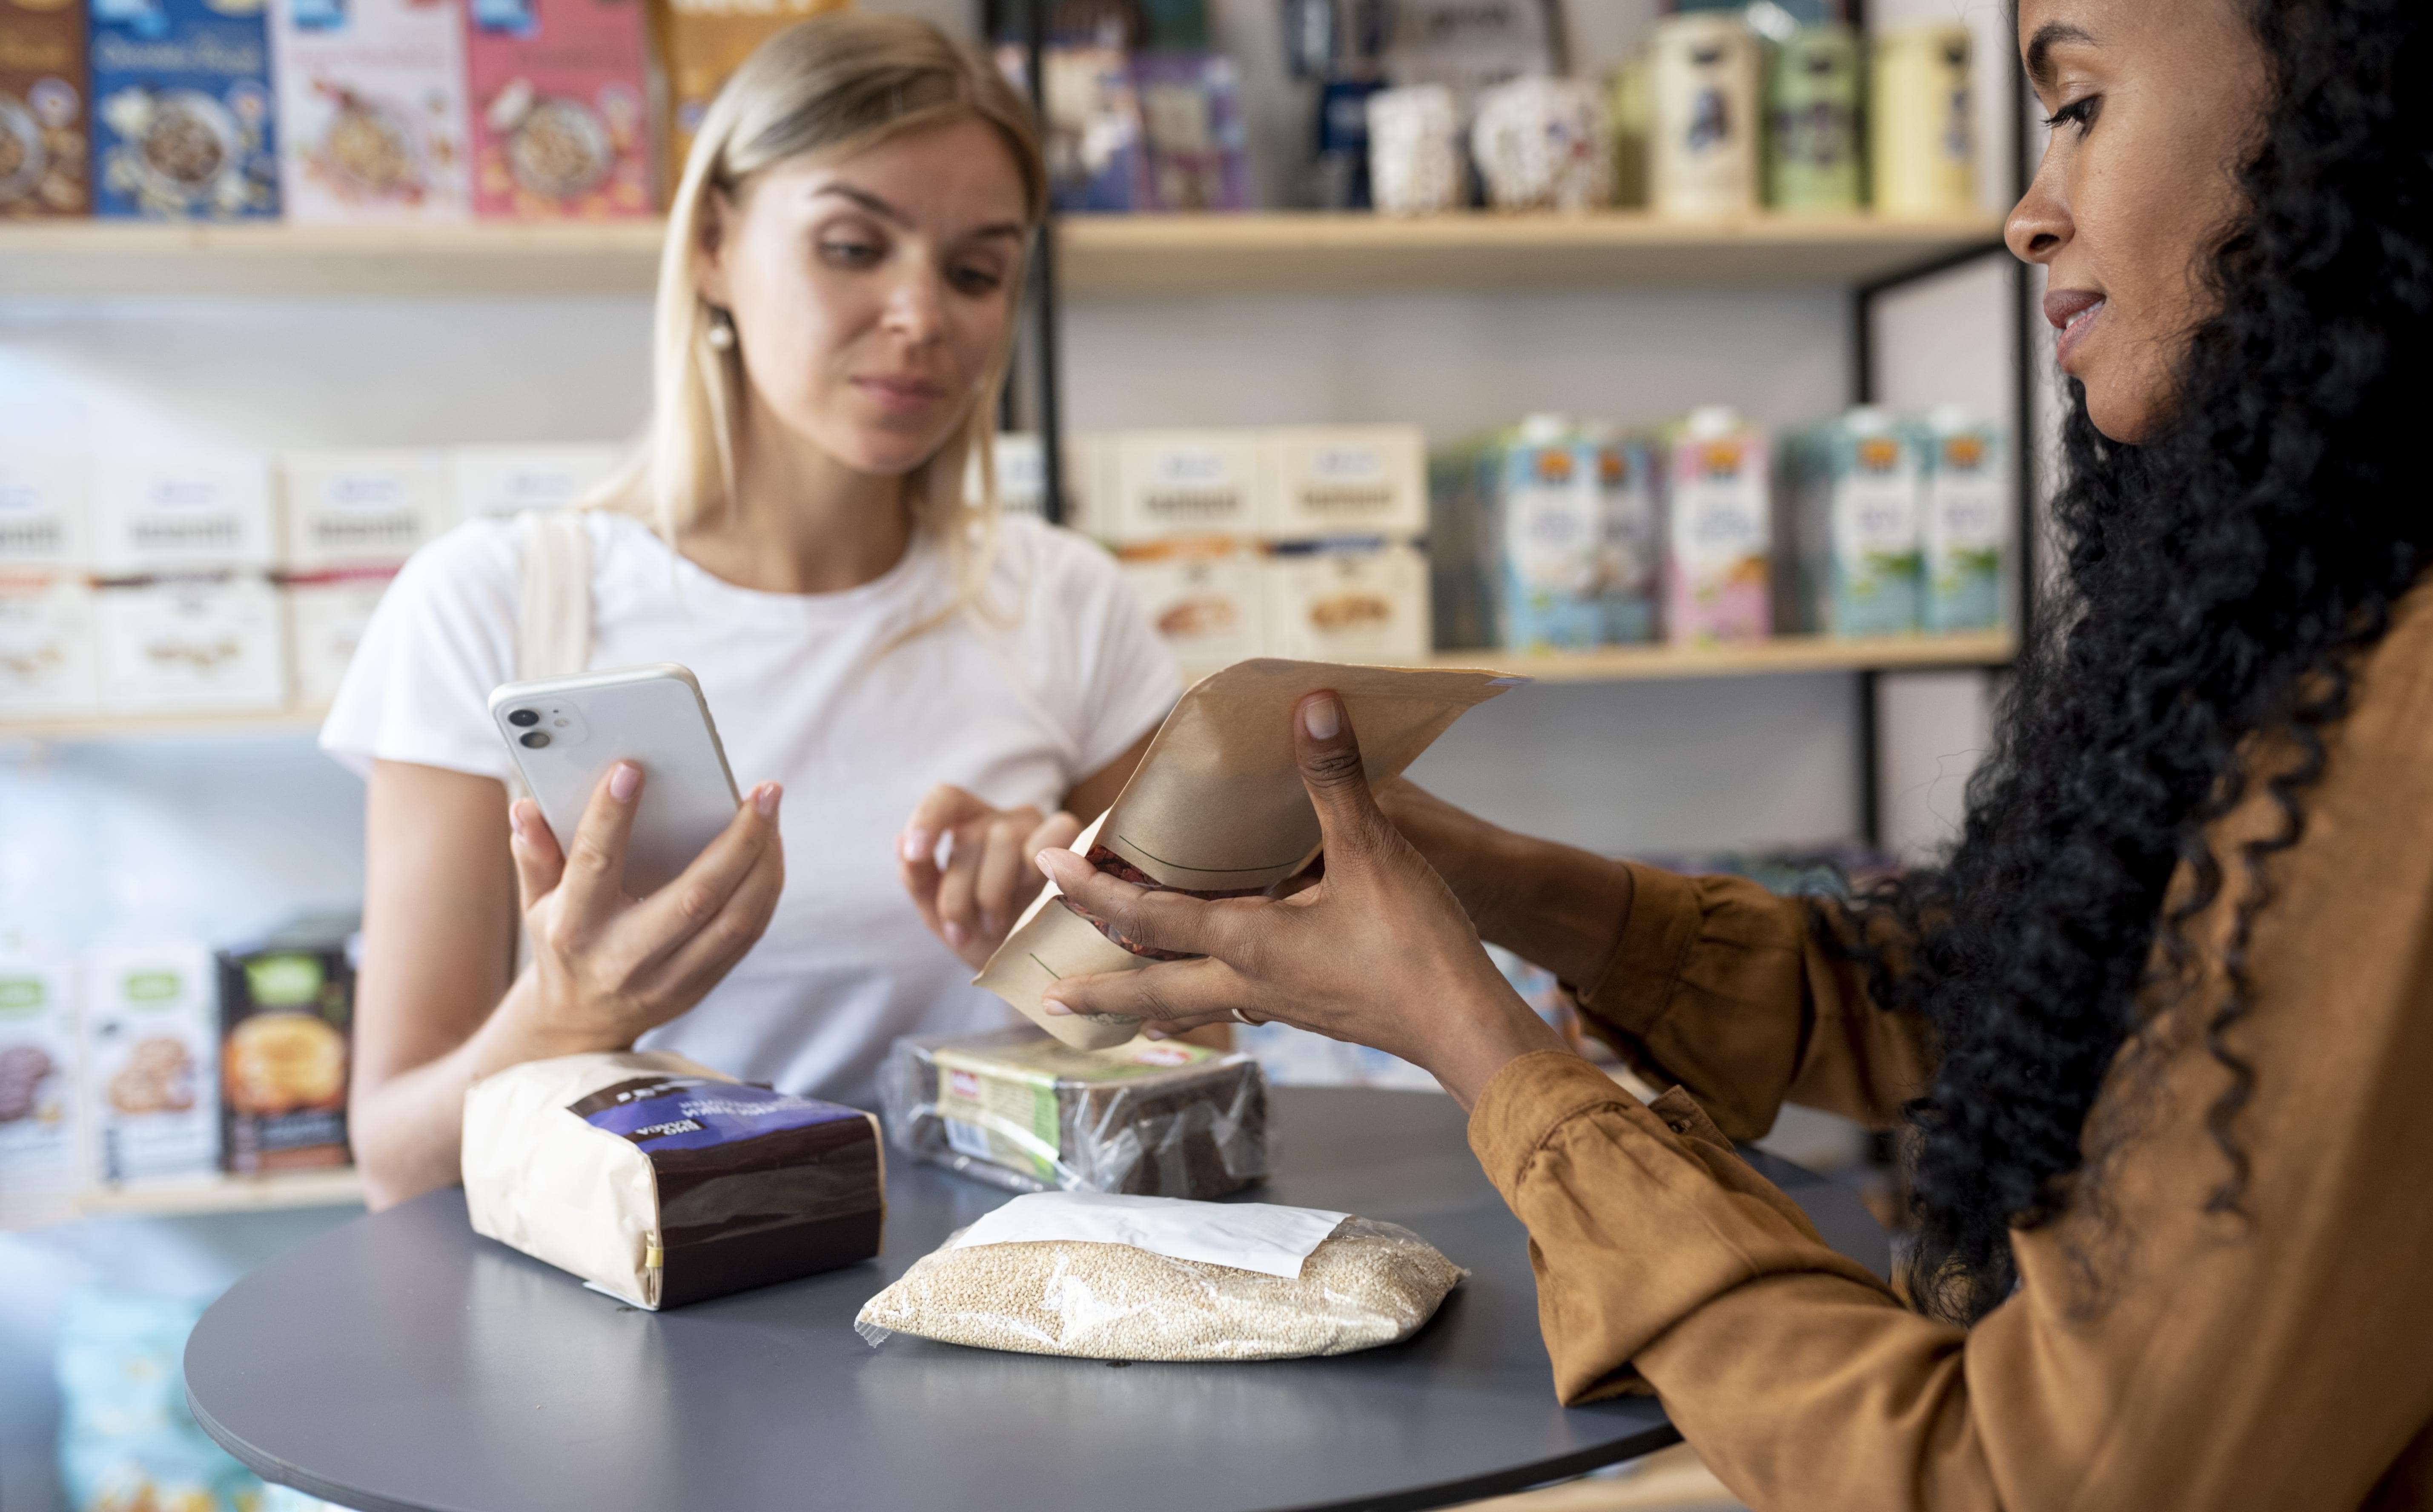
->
<box><xmin>0</xmin><ymin>0</ymin><xmax>89</xmax><ymax>216</ymax></box>
<box><xmin>215</xmin><ymin>916</ymin><xmax>355</xmax><ymax>1174</ymax></box>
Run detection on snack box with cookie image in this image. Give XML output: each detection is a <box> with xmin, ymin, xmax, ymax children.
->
<box><xmin>269</xmin><ymin>0</ymin><xmax>470</xmax><ymax>222</ymax></box>
<box><xmin>1116</xmin><ymin>535</ymin><xmax>1264</xmax><ymax>676</ymax></box>
<box><xmin>879</xmin><ymin>1027</ymin><xmax>1267</xmax><ymax>1200</ymax></box>
<box><xmin>217</xmin><ymin>915</ymin><xmax>355</xmax><ymax>1173</ymax></box>
<box><xmin>1</xmin><ymin>0</ymin><xmax>92</xmax><ymax>218</ymax></box>
<box><xmin>93</xmin><ymin>569</ymin><xmax>287</xmax><ymax>713</ymax></box>
<box><xmin>83</xmin><ymin>942</ymin><xmax>221</xmax><ymax>1186</ymax></box>
<box><xmin>462</xmin><ymin>0</ymin><xmax>651</xmax><ymax>220</ymax></box>
<box><xmin>1261</xmin><ymin>537</ymin><xmax>1431</xmax><ymax>666</ymax></box>
<box><xmin>0</xmin><ymin>952</ymin><xmax>80</xmax><ymax>1222</ymax></box>
<box><xmin>89</xmin><ymin>0</ymin><xmax>279</xmax><ymax>219</ymax></box>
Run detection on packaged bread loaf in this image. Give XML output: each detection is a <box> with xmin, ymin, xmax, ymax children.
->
<box><xmin>975</xmin><ymin>658</ymin><xmax>1522</xmax><ymax>1049</ymax></box>
<box><xmin>878</xmin><ymin>1028</ymin><xmax>1265</xmax><ymax>1200</ymax></box>
<box><xmin>463</xmin><ymin>1050</ymin><xmax>883</xmax><ymax>1309</ymax></box>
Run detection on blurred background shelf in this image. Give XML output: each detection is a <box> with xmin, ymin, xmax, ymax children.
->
<box><xmin>0</xmin><ymin>707</ymin><xmax>330</xmax><ymax>743</ymax></box>
<box><xmin>60</xmin><ymin>1170</ymin><xmax>364</xmax><ymax>1224</ymax></box>
<box><xmin>0</xmin><ymin>212</ymin><xmax>2006</xmax><ymax>300</ymax></box>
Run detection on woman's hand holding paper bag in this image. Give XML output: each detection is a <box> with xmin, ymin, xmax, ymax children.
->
<box><xmin>1037</xmin><ymin>692</ymin><xmax>1571</xmax><ymax>1109</ymax></box>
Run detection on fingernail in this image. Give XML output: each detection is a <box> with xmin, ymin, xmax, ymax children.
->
<box><xmin>1037</xmin><ymin>848</ymin><xmax>1080</xmax><ymax>887</ymax></box>
<box><xmin>902</xmin><ymin>829</ymin><xmax>933</xmax><ymax>864</ymax></box>
<box><xmin>944</xmin><ymin>921</ymin><xmax>966</xmax><ymax>948</ymax></box>
<box><xmin>1303</xmin><ymin>694</ymin><xmax>1342</xmax><ymax>741</ymax></box>
<box><xmin>609</xmin><ymin>762</ymin><xmax>641</xmax><ymax>802</ymax></box>
<box><xmin>756</xmin><ymin>782</ymin><xmax>782</xmax><ymax>819</ymax></box>
<box><xmin>1040</xmin><ymin>997</ymin><xmax>1072</xmax><ymax>1017</ymax></box>
<box><xmin>1142</xmin><ymin>1028</ymin><xmax>1168</xmax><ymax>1040</ymax></box>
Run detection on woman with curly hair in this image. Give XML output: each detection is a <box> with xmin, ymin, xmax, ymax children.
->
<box><xmin>1032</xmin><ymin>0</ymin><xmax>2433</xmax><ymax>1505</ymax></box>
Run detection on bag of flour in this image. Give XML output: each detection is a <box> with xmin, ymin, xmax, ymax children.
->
<box><xmin>463</xmin><ymin>1051</ymin><xmax>885</xmax><ymax>1309</ymax></box>
<box><xmin>854</xmin><ymin>1191</ymin><xmax>1464</xmax><ymax>1361</ymax></box>
<box><xmin>975</xmin><ymin>658</ymin><xmax>1522</xmax><ymax>1049</ymax></box>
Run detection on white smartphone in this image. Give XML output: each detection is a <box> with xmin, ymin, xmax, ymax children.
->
<box><xmin>488</xmin><ymin>664</ymin><xmax>743</xmax><ymax>899</ymax></box>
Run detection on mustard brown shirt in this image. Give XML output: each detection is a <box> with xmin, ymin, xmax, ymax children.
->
<box><xmin>1467</xmin><ymin>593</ymin><xmax>2433</xmax><ymax>1510</ymax></box>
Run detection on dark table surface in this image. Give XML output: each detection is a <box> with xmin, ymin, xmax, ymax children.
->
<box><xmin>187</xmin><ymin>1086</ymin><xmax>1888</xmax><ymax>1512</ymax></box>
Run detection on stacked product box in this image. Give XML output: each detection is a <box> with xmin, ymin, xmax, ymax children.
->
<box><xmin>1920</xmin><ymin>409</ymin><xmax>2005</xmax><ymax>633</ymax></box>
<box><xmin>463</xmin><ymin>0</ymin><xmax>652</xmax><ymax>219</ymax></box>
<box><xmin>2</xmin><ymin>0</ymin><xmax>92</xmax><ymax>217</ymax></box>
<box><xmin>83</xmin><ymin>941</ymin><xmax>221</xmax><ymax>1187</ymax></box>
<box><xmin>90</xmin><ymin>452</ymin><xmax>287</xmax><ymax>713</ymax></box>
<box><xmin>651</xmin><ymin>0</ymin><xmax>844</xmax><ymax>183</ymax></box>
<box><xmin>279</xmin><ymin>447</ymin><xmax>451</xmax><ymax>704</ymax></box>
<box><xmin>1781</xmin><ymin>407</ymin><xmax>1924</xmax><ymax>637</ymax></box>
<box><xmin>449</xmin><ymin>441</ymin><xmax>621</xmax><ymax>520</ymax></box>
<box><xmin>217</xmin><ymin>914</ymin><xmax>355</xmax><ymax>1173</ymax></box>
<box><xmin>0</xmin><ymin>451</ymin><xmax>102</xmax><ymax>718</ymax></box>
<box><xmin>269</xmin><ymin>0</ymin><xmax>472</xmax><ymax>222</ymax></box>
<box><xmin>1662</xmin><ymin>406</ymin><xmax>1771</xmax><ymax>645</ymax></box>
<box><xmin>89</xmin><ymin>0</ymin><xmax>280</xmax><ymax>219</ymax></box>
<box><xmin>0</xmin><ymin>951</ymin><xmax>79</xmax><ymax>1226</ymax></box>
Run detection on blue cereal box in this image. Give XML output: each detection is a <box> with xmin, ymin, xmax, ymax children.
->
<box><xmin>90</xmin><ymin>0</ymin><xmax>278</xmax><ymax>218</ymax></box>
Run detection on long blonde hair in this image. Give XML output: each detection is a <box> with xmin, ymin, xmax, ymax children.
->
<box><xmin>597</xmin><ymin>12</ymin><xmax>1048</xmax><ymax>621</ymax></box>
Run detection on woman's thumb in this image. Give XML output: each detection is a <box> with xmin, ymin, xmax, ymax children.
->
<box><xmin>1293</xmin><ymin>691</ymin><xmax>1390</xmax><ymax>864</ymax></box>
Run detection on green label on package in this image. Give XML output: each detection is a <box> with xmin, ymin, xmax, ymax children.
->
<box><xmin>933</xmin><ymin>1038</ymin><xmax>1215</xmax><ymax>1181</ymax></box>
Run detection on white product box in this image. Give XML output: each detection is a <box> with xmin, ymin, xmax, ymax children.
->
<box><xmin>281</xmin><ymin>449</ymin><xmax>453</xmax><ymax>570</ymax></box>
<box><xmin>83</xmin><ymin>942</ymin><xmax>221</xmax><ymax>1187</ymax></box>
<box><xmin>92</xmin><ymin>453</ymin><xmax>278</xmax><ymax>574</ymax></box>
<box><xmin>0</xmin><ymin>953</ymin><xmax>80</xmax><ymax>1224</ymax></box>
<box><xmin>1262</xmin><ymin>540</ymin><xmax>1432</xmax><ymax>666</ymax></box>
<box><xmin>1261</xmin><ymin>425</ymin><xmax>1427</xmax><ymax>541</ymax></box>
<box><xmin>0</xmin><ymin>574</ymin><xmax>103</xmax><ymax>719</ymax></box>
<box><xmin>285</xmin><ymin>570</ymin><xmax>395</xmax><ymax>705</ymax></box>
<box><xmin>270</xmin><ymin>0</ymin><xmax>474</xmax><ymax>223</ymax></box>
<box><xmin>1117</xmin><ymin>537</ymin><xmax>1265</xmax><ymax>674</ymax></box>
<box><xmin>964</xmin><ymin>434</ymin><xmax>1112</xmax><ymax>531</ymax></box>
<box><xmin>95</xmin><ymin>573</ymin><xmax>289</xmax><ymax>714</ymax></box>
<box><xmin>0</xmin><ymin>452</ymin><xmax>93</xmax><ymax>570</ymax></box>
<box><xmin>1109</xmin><ymin>430</ymin><xmax>1262</xmax><ymax>542</ymax></box>
<box><xmin>449</xmin><ymin>444</ymin><xmax>623</xmax><ymax>522</ymax></box>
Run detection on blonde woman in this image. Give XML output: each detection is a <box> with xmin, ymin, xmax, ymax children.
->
<box><xmin>324</xmin><ymin>14</ymin><xmax>1178</xmax><ymax>1209</ymax></box>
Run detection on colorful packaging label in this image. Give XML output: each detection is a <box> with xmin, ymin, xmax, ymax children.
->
<box><xmin>269</xmin><ymin>0</ymin><xmax>470</xmax><ymax>221</ymax></box>
<box><xmin>1496</xmin><ymin>435</ymin><xmax>1603</xmax><ymax>652</ymax></box>
<box><xmin>463</xmin><ymin>0</ymin><xmax>651</xmax><ymax>219</ymax></box>
<box><xmin>1132</xmin><ymin>51</ymin><xmax>1249</xmax><ymax>212</ymax></box>
<box><xmin>1593</xmin><ymin>437</ymin><xmax>1661</xmax><ymax>643</ymax></box>
<box><xmin>1823</xmin><ymin>426</ymin><xmax>1922</xmax><ymax>636</ymax></box>
<box><xmin>1650</xmin><ymin>11</ymin><xmax>1759</xmax><ymax>217</ymax></box>
<box><xmin>1665</xmin><ymin>425</ymin><xmax>1771</xmax><ymax>644</ymax></box>
<box><xmin>1</xmin><ymin>0</ymin><xmax>91</xmax><ymax>217</ymax></box>
<box><xmin>573</xmin><ymin>1075</ymin><xmax>864</xmax><ymax>1153</ymax></box>
<box><xmin>89</xmin><ymin>0</ymin><xmax>278</xmax><ymax>218</ymax></box>
<box><xmin>0</xmin><ymin>953</ymin><xmax>78</xmax><ymax>1220</ymax></box>
<box><xmin>1923</xmin><ymin>422</ymin><xmax>2003</xmax><ymax>631</ymax></box>
<box><xmin>934</xmin><ymin>1037</ymin><xmax>1214</xmax><ymax>1184</ymax></box>
<box><xmin>85</xmin><ymin>943</ymin><xmax>221</xmax><ymax>1186</ymax></box>
<box><xmin>218</xmin><ymin>931</ymin><xmax>353</xmax><ymax>1172</ymax></box>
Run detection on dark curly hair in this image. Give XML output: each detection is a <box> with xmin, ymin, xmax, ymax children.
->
<box><xmin>1852</xmin><ymin>0</ymin><xmax>2433</xmax><ymax>1323</ymax></box>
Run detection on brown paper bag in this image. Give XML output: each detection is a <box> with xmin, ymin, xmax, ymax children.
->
<box><xmin>975</xmin><ymin>659</ymin><xmax>1523</xmax><ymax>1049</ymax></box>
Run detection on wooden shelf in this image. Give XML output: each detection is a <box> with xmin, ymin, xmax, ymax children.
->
<box><xmin>1</xmin><ymin>706</ymin><xmax>328</xmax><ymax>742</ymax></box>
<box><xmin>1434</xmin><ymin>629</ymin><xmax>2017</xmax><ymax>685</ymax></box>
<box><xmin>0</xmin><ymin>212</ymin><xmax>2006</xmax><ymax>300</ymax></box>
<box><xmin>58</xmin><ymin>1168</ymin><xmax>365</xmax><ymax>1223</ymax></box>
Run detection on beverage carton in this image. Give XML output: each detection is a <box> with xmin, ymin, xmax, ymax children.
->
<box><xmin>463</xmin><ymin>0</ymin><xmax>651</xmax><ymax>219</ymax></box>
<box><xmin>0</xmin><ymin>951</ymin><xmax>79</xmax><ymax>1225</ymax></box>
<box><xmin>83</xmin><ymin>942</ymin><xmax>220</xmax><ymax>1186</ymax></box>
<box><xmin>1262</xmin><ymin>538</ymin><xmax>1430</xmax><ymax>667</ymax></box>
<box><xmin>1784</xmin><ymin>407</ymin><xmax>1922</xmax><ymax>637</ymax></box>
<box><xmin>1490</xmin><ymin>416</ymin><xmax>1602</xmax><ymax>653</ymax></box>
<box><xmin>94</xmin><ymin>570</ymin><xmax>287</xmax><ymax>712</ymax></box>
<box><xmin>269</xmin><ymin>0</ymin><xmax>471</xmax><ymax>222</ymax></box>
<box><xmin>279</xmin><ymin>447</ymin><xmax>452</xmax><ymax>569</ymax></box>
<box><xmin>1587</xmin><ymin>428</ymin><xmax>1661</xmax><ymax>644</ymax></box>
<box><xmin>1921</xmin><ymin>408</ymin><xmax>2005</xmax><ymax>633</ymax></box>
<box><xmin>1260</xmin><ymin>424</ymin><xmax>1426</xmax><ymax>542</ymax></box>
<box><xmin>89</xmin><ymin>0</ymin><xmax>278</xmax><ymax>219</ymax></box>
<box><xmin>449</xmin><ymin>441</ymin><xmax>620</xmax><ymax>520</ymax></box>
<box><xmin>92</xmin><ymin>451</ymin><xmax>277</xmax><ymax>573</ymax></box>
<box><xmin>1116</xmin><ymin>536</ymin><xmax>1261</xmax><ymax>675</ymax></box>
<box><xmin>1663</xmin><ymin>406</ymin><xmax>1770</xmax><ymax>645</ymax></box>
<box><xmin>284</xmin><ymin>565</ymin><xmax>391</xmax><ymax>703</ymax></box>
<box><xmin>217</xmin><ymin>916</ymin><xmax>354</xmax><ymax>1173</ymax></box>
<box><xmin>0</xmin><ymin>572</ymin><xmax>101</xmax><ymax>717</ymax></box>
<box><xmin>1</xmin><ymin>0</ymin><xmax>91</xmax><ymax>217</ymax></box>
<box><xmin>1108</xmin><ymin>430</ymin><xmax>1260</xmax><ymax>542</ymax></box>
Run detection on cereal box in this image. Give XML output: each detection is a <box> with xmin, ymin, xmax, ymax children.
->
<box><xmin>0</xmin><ymin>0</ymin><xmax>91</xmax><ymax>217</ymax></box>
<box><xmin>1109</xmin><ymin>430</ymin><xmax>1261</xmax><ymax>543</ymax></box>
<box><xmin>1784</xmin><ymin>407</ymin><xmax>1921</xmax><ymax>638</ymax></box>
<box><xmin>280</xmin><ymin>447</ymin><xmax>451</xmax><ymax>568</ymax></box>
<box><xmin>269</xmin><ymin>0</ymin><xmax>471</xmax><ymax>222</ymax></box>
<box><xmin>1921</xmin><ymin>410</ymin><xmax>2005</xmax><ymax>633</ymax></box>
<box><xmin>463</xmin><ymin>0</ymin><xmax>650</xmax><ymax>220</ymax></box>
<box><xmin>1260</xmin><ymin>424</ymin><xmax>1426</xmax><ymax>542</ymax></box>
<box><xmin>83</xmin><ymin>942</ymin><xmax>220</xmax><ymax>1186</ymax></box>
<box><xmin>94</xmin><ymin>571</ymin><xmax>287</xmax><ymax>712</ymax></box>
<box><xmin>283</xmin><ymin>564</ymin><xmax>389</xmax><ymax>703</ymax></box>
<box><xmin>1262</xmin><ymin>538</ymin><xmax>1430</xmax><ymax>667</ymax></box>
<box><xmin>217</xmin><ymin>917</ymin><xmax>354</xmax><ymax>1173</ymax></box>
<box><xmin>0</xmin><ymin>951</ymin><xmax>78</xmax><ymax>1225</ymax></box>
<box><xmin>1663</xmin><ymin>407</ymin><xmax>1771</xmax><ymax>645</ymax></box>
<box><xmin>450</xmin><ymin>441</ymin><xmax>619</xmax><ymax>520</ymax></box>
<box><xmin>651</xmin><ymin>0</ymin><xmax>844</xmax><ymax>184</ymax></box>
<box><xmin>92</xmin><ymin>451</ymin><xmax>277</xmax><ymax>573</ymax></box>
<box><xmin>89</xmin><ymin>0</ymin><xmax>278</xmax><ymax>219</ymax></box>
<box><xmin>1117</xmin><ymin>536</ymin><xmax>1262</xmax><ymax>675</ymax></box>
<box><xmin>0</xmin><ymin>573</ymin><xmax>101</xmax><ymax>717</ymax></box>
<box><xmin>0</xmin><ymin>449</ymin><xmax>90</xmax><ymax>569</ymax></box>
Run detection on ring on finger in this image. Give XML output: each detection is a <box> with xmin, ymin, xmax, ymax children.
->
<box><xmin>1229</xmin><ymin>1008</ymin><xmax>1251</xmax><ymax>1025</ymax></box>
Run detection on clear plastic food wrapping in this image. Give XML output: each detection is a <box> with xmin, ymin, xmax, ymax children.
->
<box><xmin>855</xmin><ymin>1206</ymin><xmax>1465</xmax><ymax>1362</ymax></box>
<box><xmin>879</xmin><ymin>1028</ymin><xmax>1266</xmax><ymax>1200</ymax></box>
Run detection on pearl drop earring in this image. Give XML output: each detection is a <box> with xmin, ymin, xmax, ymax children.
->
<box><xmin>706</xmin><ymin>310</ymin><xmax>736</xmax><ymax>351</ymax></box>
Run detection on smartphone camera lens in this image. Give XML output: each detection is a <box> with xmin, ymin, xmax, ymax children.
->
<box><xmin>508</xmin><ymin>709</ymin><xmax>540</xmax><ymax>727</ymax></box>
<box><xmin>519</xmin><ymin>731</ymin><xmax>550</xmax><ymax>749</ymax></box>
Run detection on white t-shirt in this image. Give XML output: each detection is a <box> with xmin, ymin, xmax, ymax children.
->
<box><xmin>322</xmin><ymin>511</ymin><xmax>1180</xmax><ymax>1108</ymax></box>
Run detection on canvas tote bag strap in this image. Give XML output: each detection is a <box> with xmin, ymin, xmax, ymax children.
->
<box><xmin>510</xmin><ymin>509</ymin><xmax>593</xmax><ymax>974</ymax></box>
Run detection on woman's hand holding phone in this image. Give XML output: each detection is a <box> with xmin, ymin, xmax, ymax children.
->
<box><xmin>504</xmin><ymin>761</ymin><xmax>787</xmax><ymax>1052</ymax></box>
<box><xmin>900</xmin><ymin>786</ymin><xmax>1083</xmax><ymax>972</ymax></box>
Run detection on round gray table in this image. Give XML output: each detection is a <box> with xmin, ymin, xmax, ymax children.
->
<box><xmin>187</xmin><ymin>1087</ymin><xmax>1888</xmax><ymax>1512</ymax></box>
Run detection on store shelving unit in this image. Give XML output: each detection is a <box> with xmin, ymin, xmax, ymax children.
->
<box><xmin>0</xmin><ymin>212</ymin><xmax>2005</xmax><ymax>300</ymax></box>
<box><xmin>74</xmin><ymin>1168</ymin><xmax>365</xmax><ymax>1220</ymax></box>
